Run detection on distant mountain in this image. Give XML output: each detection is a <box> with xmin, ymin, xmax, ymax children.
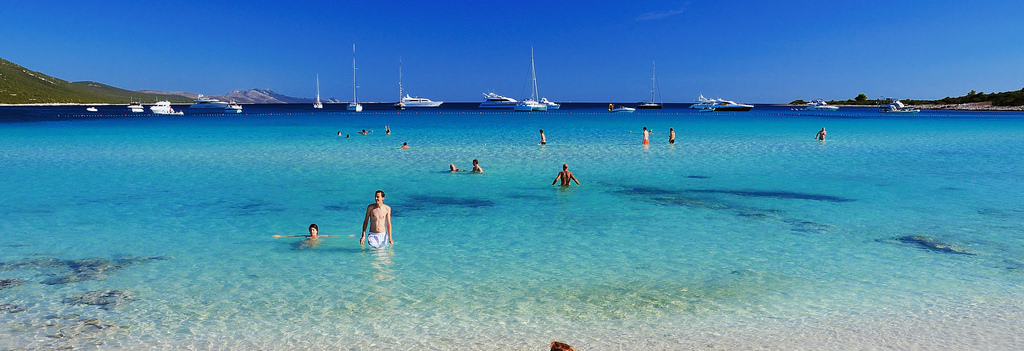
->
<box><xmin>210</xmin><ymin>89</ymin><xmax>340</xmax><ymax>104</ymax></box>
<box><xmin>0</xmin><ymin>57</ymin><xmax>326</xmax><ymax>105</ymax></box>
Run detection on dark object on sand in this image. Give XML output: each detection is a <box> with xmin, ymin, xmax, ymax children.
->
<box><xmin>551</xmin><ymin>341</ymin><xmax>575</xmax><ymax>351</ymax></box>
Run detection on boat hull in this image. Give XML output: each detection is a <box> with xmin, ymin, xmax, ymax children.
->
<box><xmin>713</xmin><ymin>106</ymin><xmax>753</xmax><ymax>111</ymax></box>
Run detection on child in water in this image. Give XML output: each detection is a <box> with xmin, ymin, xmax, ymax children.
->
<box><xmin>274</xmin><ymin>223</ymin><xmax>336</xmax><ymax>248</ymax></box>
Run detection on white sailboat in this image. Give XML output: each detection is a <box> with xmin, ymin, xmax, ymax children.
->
<box><xmin>636</xmin><ymin>61</ymin><xmax>662</xmax><ymax>109</ymax></box>
<box><xmin>395</xmin><ymin>60</ymin><xmax>405</xmax><ymax>109</ymax></box>
<box><xmin>313</xmin><ymin>74</ymin><xmax>323</xmax><ymax>109</ymax></box>
<box><xmin>347</xmin><ymin>44</ymin><xmax>363</xmax><ymax>112</ymax></box>
<box><xmin>514</xmin><ymin>47</ymin><xmax>547</xmax><ymax>112</ymax></box>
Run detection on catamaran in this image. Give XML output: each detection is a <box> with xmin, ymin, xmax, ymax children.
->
<box><xmin>347</xmin><ymin>44</ymin><xmax>363</xmax><ymax>112</ymax></box>
<box><xmin>514</xmin><ymin>47</ymin><xmax>547</xmax><ymax>112</ymax></box>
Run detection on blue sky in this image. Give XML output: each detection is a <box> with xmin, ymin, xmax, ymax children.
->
<box><xmin>3</xmin><ymin>0</ymin><xmax>1023</xmax><ymax>103</ymax></box>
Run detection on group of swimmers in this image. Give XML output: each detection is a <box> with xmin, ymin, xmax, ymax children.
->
<box><xmin>449</xmin><ymin>159</ymin><xmax>483</xmax><ymax>173</ymax></box>
<box><xmin>639</xmin><ymin>126</ymin><xmax>676</xmax><ymax>145</ymax></box>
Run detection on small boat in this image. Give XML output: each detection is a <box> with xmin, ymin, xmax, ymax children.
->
<box><xmin>636</xmin><ymin>61</ymin><xmax>662</xmax><ymax>109</ymax></box>
<box><xmin>150</xmin><ymin>101</ymin><xmax>183</xmax><ymax>115</ymax></box>
<box><xmin>515</xmin><ymin>48</ymin><xmax>548</xmax><ymax>112</ymax></box>
<box><xmin>699</xmin><ymin>106</ymin><xmax>716</xmax><ymax>112</ymax></box>
<box><xmin>86</xmin><ymin>107</ymin><xmax>98</xmax><ymax>112</ymax></box>
<box><xmin>189</xmin><ymin>95</ymin><xmax>230</xmax><ymax>109</ymax></box>
<box><xmin>689</xmin><ymin>94</ymin><xmax>717</xmax><ymax>109</ymax></box>
<box><xmin>879</xmin><ymin>99</ymin><xmax>920</xmax><ymax>114</ymax></box>
<box><xmin>710</xmin><ymin>99</ymin><xmax>753</xmax><ymax>111</ymax></box>
<box><xmin>541</xmin><ymin>97</ymin><xmax>560</xmax><ymax>110</ymax></box>
<box><xmin>609</xmin><ymin>104</ymin><xmax>636</xmax><ymax>113</ymax></box>
<box><xmin>225</xmin><ymin>101</ymin><xmax>242</xmax><ymax>113</ymax></box>
<box><xmin>348</xmin><ymin>44</ymin><xmax>363</xmax><ymax>112</ymax></box>
<box><xmin>803</xmin><ymin>99</ymin><xmax>839</xmax><ymax>111</ymax></box>
<box><xmin>479</xmin><ymin>92</ymin><xmax>518</xmax><ymax>109</ymax></box>
<box><xmin>313</xmin><ymin>74</ymin><xmax>323</xmax><ymax>109</ymax></box>
<box><xmin>128</xmin><ymin>100</ymin><xmax>144</xmax><ymax>113</ymax></box>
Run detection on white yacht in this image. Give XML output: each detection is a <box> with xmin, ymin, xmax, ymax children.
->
<box><xmin>399</xmin><ymin>94</ymin><xmax>443</xmax><ymax>108</ymax></box>
<box><xmin>515</xmin><ymin>47</ymin><xmax>548</xmax><ymax>112</ymax></box>
<box><xmin>636</xmin><ymin>61</ymin><xmax>663</xmax><ymax>109</ymax></box>
<box><xmin>879</xmin><ymin>99</ymin><xmax>920</xmax><ymax>114</ymax></box>
<box><xmin>803</xmin><ymin>99</ymin><xmax>839</xmax><ymax>111</ymax></box>
<box><xmin>189</xmin><ymin>95</ymin><xmax>230</xmax><ymax>109</ymax></box>
<box><xmin>480</xmin><ymin>92</ymin><xmax>518</xmax><ymax>109</ymax></box>
<box><xmin>710</xmin><ymin>99</ymin><xmax>754</xmax><ymax>111</ymax></box>
<box><xmin>313</xmin><ymin>74</ymin><xmax>323</xmax><ymax>109</ymax></box>
<box><xmin>127</xmin><ymin>100</ymin><xmax>144</xmax><ymax>113</ymax></box>
<box><xmin>689</xmin><ymin>94</ymin><xmax>717</xmax><ymax>109</ymax></box>
<box><xmin>348</xmin><ymin>44</ymin><xmax>362</xmax><ymax>112</ymax></box>
<box><xmin>150</xmin><ymin>101</ymin><xmax>183</xmax><ymax>115</ymax></box>
<box><xmin>225</xmin><ymin>101</ymin><xmax>242</xmax><ymax>113</ymax></box>
<box><xmin>541</xmin><ymin>97</ymin><xmax>560</xmax><ymax>110</ymax></box>
<box><xmin>86</xmin><ymin>107</ymin><xmax>98</xmax><ymax>112</ymax></box>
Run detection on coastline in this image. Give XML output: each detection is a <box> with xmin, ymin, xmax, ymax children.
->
<box><xmin>782</xmin><ymin>101</ymin><xmax>1024</xmax><ymax>111</ymax></box>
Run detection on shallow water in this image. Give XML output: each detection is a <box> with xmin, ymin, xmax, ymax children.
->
<box><xmin>1</xmin><ymin>104</ymin><xmax>1023</xmax><ymax>350</ymax></box>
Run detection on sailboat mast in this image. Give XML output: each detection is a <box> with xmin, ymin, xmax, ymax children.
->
<box><xmin>398</xmin><ymin>59</ymin><xmax>403</xmax><ymax>101</ymax></box>
<box><xmin>352</xmin><ymin>44</ymin><xmax>357</xmax><ymax>104</ymax></box>
<box><xmin>530</xmin><ymin>47</ymin><xmax>538</xmax><ymax>100</ymax></box>
<box><xmin>651</xmin><ymin>61</ymin><xmax>656</xmax><ymax>102</ymax></box>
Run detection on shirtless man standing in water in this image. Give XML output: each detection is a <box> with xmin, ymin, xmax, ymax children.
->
<box><xmin>361</xmin><ymin>190</ymin><xmax>393</xmax><ymax>248</ymax></box>
<box><xmin>552</xmin><ymin>163</ymin><xmax>580</xmax><ymax>186</ymax></box>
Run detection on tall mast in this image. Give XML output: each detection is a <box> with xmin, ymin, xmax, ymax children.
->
<box><xmin>530</xmin><ymin>47</ymin><xmax>538</xmax><ymax>100</ymax></box>
<box><xmin>651</xmin><ymin>61</ymin><xmax>656</xmax><ymax>103</ymax></box>
<box><xmin>398</xmin><ymin>59</ymin><xmax>403</xmax><ymax>101</ymax></box>
<box><xmin>351</xmin><ymin>44</ymin><xmax>357</xmax><ymax>104</ymax></box>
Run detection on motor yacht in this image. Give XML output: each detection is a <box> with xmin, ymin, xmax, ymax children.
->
<box><xmin>225</xmin><ymin>101</ymin><xmax>243</xmax><ymax>113</ymax></box>
<box><xmin>710</xmin><ymin>99</ymin><xmax>753</xmax><ymax>111</ymax></box>
<box><xmin>480</xmin><ymin>92</ymin><xmax>518</xmax><ymax>109</ymax></box>
<box><xmin>689</xmin><ymin>94</ymin><xmax>717</xmax><ymax>109</ymax></box>
<box><xmin>879</xmin><ymin>99</ymin><xmax>920</xmax><ymax>114</ymax></box>
<box><xmin>803</xmin><ymin>99</ymin><xmax>839</xmax><ymax>111</ymax></box>
<box><xmin>86</xmin><ymin>107</ymin><xmax>98</xmax><ymax>112</ymax></box>
<box><xmin>128</xmin><ymin>101</ymin><xmax>145</xmax><ymax>113</ymax></box>
<box><xmin>393</xmin><ymin>60</ymin><xmax>442</xmax><ymax>109</ymax></box>
<box><xmin>399</xmin><ymin>94</ymin><xmax>443</xmax><ymax>108</ymax></box>
<box><xmin>150</xmin><ymin>101</ymin><xmax>183</xmax><ymax>115</ymax></box>
<box><xmin>189</xmin><ymin>95</ymin><xmax>230</xmax><ymax>109</ymax></box>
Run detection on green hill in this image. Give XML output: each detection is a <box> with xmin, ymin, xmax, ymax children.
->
<box><xmin>0</xmin><ymin>57</ymin><xmax>191</xmax><ymax>104</ymax></box>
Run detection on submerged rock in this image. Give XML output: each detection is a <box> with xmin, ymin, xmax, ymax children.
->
<box><xmin>63</xmin><ymin>290</ymin><xmax>136</xmax><ymax>310</ymax></box>
<box><xmin>0</xmin><ymin>278</ymin><xmax>27</xmax><ymax>289</ymax></box>
<box><xmin>1</xmin><ymin>303</ymin><xmax>28</xmax><ymax>313</ymax></box>
<box><xmin>894</xmin><ymin>235</ymin><xmax>974</xmax><ymax>255</ymax></box>
<box><xmin>0</xmin><ymin>255</ymin><xmax>169</xmax><ymax>285</ymax></box>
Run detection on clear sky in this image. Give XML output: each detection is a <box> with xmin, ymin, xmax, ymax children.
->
<box><xmin>3</xmin><ymin>0</ymin><xmax>1023</xmax><ymax>103</ymax></box>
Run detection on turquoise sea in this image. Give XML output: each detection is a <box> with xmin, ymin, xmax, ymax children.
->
<box><xmin>1</xmin><ymin>103</ymin><xmax>1023</xmax><ymax>350</ymax></box>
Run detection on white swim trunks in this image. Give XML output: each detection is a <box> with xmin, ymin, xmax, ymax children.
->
<box><xmin>366</xmin><ymin>232</ymin><xmax>389</xmax><ymax>248</ymax></box>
